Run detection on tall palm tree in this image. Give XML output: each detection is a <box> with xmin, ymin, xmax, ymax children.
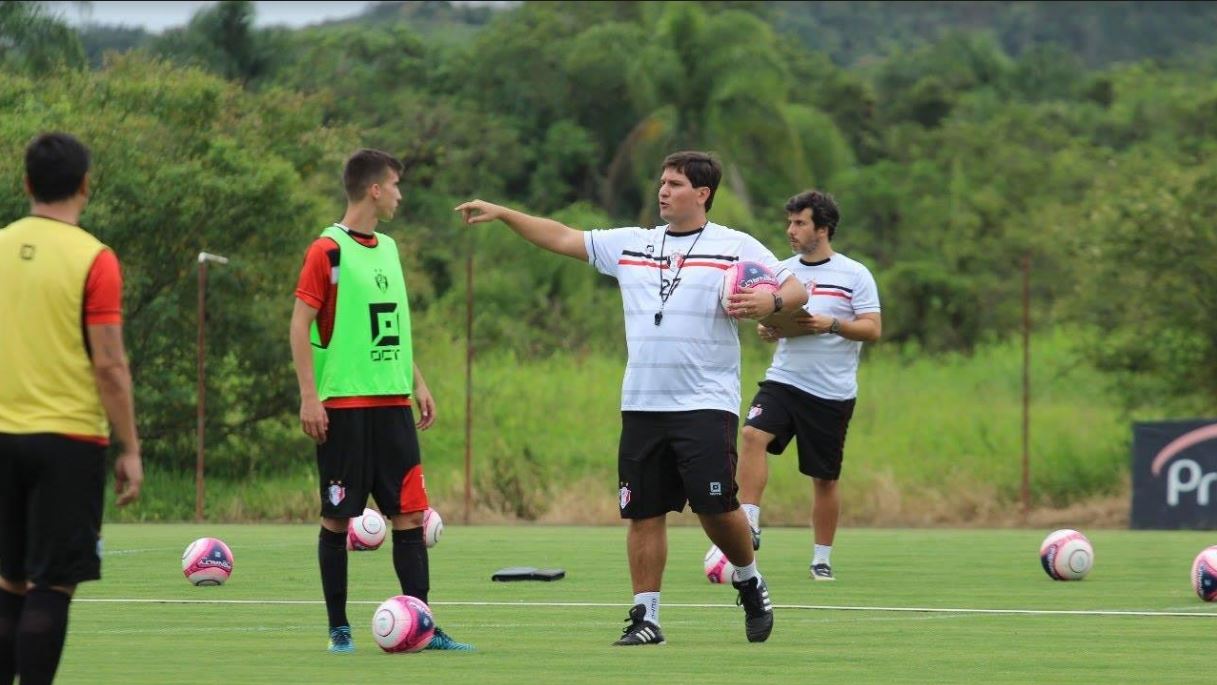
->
<box><xmin>601</xmin><ymin>4</ymin><xmax>825</xmax><ymax>228</ymax></box>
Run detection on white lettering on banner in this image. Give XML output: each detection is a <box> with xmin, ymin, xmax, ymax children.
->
<box><xmin>1167</xmin><ymin>459</ymin><xmax>1217</xmax><ymax>506</ymax></box>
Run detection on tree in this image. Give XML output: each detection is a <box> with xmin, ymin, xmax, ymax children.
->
<box><xmin>150</xmin><ymin>0</ymin><xmax>268</xmax><ymax>84</ymax></box>
<box><xmin>600</xmin><ymin>4</ymin><xmax>839</xmax><ymax>227</ymax></box>
<box><xmin>1067</xmin><ymin>156</ymin><xmax>1217</xmax><ymax>415</ymax></box>
<box><xmin>0</xmin><ymin>54</ymin><xmax>352</xmax><ymax>475</ymax></box>
<box><xmin>0</xmin><ymin>1</ymin><xmax>86</xmax><ymax>74</ymax></box>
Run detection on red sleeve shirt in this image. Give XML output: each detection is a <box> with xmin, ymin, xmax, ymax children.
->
<box><xmin>68</xmin><ymin>249</ymin><xmax>123</xmax><ymax>445</ymax></box>
<box><xmin>84</xmin><ymin>248</ymin><xmax>122</xmax><ymax>325</ymax></box>
<box><xmin>293</xmin><ymin>232</ymin><xmax>409</xmax><ymax>409</ymax></box>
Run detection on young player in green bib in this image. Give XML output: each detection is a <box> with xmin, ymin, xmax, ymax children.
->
<box><xmin>289</xmin><ymin>149</ymin><xmax>472</xmax><ymax>653</ymax></box>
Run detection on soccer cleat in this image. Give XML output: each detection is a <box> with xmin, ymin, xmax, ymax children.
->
<box><xmin>327</xmin><ymin>625</ymin><xmax>354</xmax><ymax>653</ymax></box>
<box><xmin>750</xmin><ymin>524</ymin><xmax>762</xmax><ymax>551</ymax></box>
<box><xmin>811</xmin><ymin>563</ymin><xmax>835</xmax><ymax>581</ymax></box>
<box><xmin>732</xmin><ymin>576</ymin><xmax>774</xmax><ymax>643</ymax></box>
<box><xmin>612</xmin><ymin>603</ymin><xmax>666</xmax><ymax>646</ymax></box>
<box><xmin>426</xmin><ymin>626</ymin><xmax>475</xmax><ymax>651</ymax></box>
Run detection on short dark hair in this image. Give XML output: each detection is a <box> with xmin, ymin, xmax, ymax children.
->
<box><xmin>785</xmin><ymin>190</ymin><xmax>840</xmax><ymax>239</ymax></box>
<box><xmin>342</xmin><ymin>149</ymin><xmax>403</xmax><ymax>200</ymax></box>
<box><xmin>662</xmin><ymin>150</ymin><xmax>722</xmax><ymax>212</ymax></box>
<box><xmin>25</xmin><ymin>132</ymin><xmax>90</xmax><ymax>203</ymax></box>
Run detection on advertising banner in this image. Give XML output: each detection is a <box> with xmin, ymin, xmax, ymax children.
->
<box><xmin>1131</xmin><ymin>420</ymin><xmax>1217</xmax><ymax>529</ymax></box>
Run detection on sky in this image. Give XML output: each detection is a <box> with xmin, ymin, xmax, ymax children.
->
<box><xmin>50</xmin><ymin>1</ymin><xmax>379</xmax><ymax>32</ymax></box>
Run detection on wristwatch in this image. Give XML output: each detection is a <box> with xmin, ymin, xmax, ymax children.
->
<box><xmin>771</xmin><ymin>293</ymin><xmax>784</xmax><ymax>314</ymax></box>
<box><xmin>828</xmin><ymin>317</ymin><xmax>841</xmax><ymax>335</ymax></box>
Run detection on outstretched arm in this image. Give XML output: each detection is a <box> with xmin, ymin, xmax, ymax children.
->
<box><xmin>455</xmin><ymin>199</ymin><xmax>588</xmax><ymax>261</ymax></box>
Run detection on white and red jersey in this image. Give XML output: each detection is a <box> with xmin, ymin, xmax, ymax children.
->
<box><xmin>584</xmin><ymin>222</ymin><xmax>791</xmax><ymax>414</ymax></box>
<box><xmin>765</xmin><ymin>252</ymin><xmax>880</xmax><ymax>400</ymax></box>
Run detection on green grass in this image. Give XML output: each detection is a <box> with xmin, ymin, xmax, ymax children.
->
<box><xmin>411</xmin><ymin>328</ymin><xmax>1130</xmax><ymax>521</ymax></box>
<box><xmin>112</xmin><ymin>330</ymin><xmax>1129</xmax><ymax>524</ymax></box>
<box><xmin>63</xmin><ymin>523</ymin><xmax>1216</xmax><ymax>684</ymax></box>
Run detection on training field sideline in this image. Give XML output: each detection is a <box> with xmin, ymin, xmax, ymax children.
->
<box><xmin>63</xmin><ymin>523</ymin><xmax>1214</xmax><ymax>684</ymax></box>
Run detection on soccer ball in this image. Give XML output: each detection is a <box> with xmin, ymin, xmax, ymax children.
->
<box><xmin>371</xmin><ymin>595</ymin><xmax>435</xmax><ymax>653</ymax></box>
<box><xmin>1039</xmin><ymin>529</ymin><xmax>1093</xmax><ymax>581</ymax></box>
<box><xmin>704</xmin><ymin>544</ymin><xmax>736</xmax><ymax>584</ymax></box>
<box><xmin>347</xmin><ymin>508</ymin><xmax>387</xmax><ymax>551</ymax></box>
<box><xmin>181</xmin><ymin>537</ymin><xmax>234</xmax><ymax>586</ymax></box>
<box><xmin>1191</xmin><ymin>546</ymin><xmax>1217</xmax><ymax>602</ymax></box>
<box><xmin>423</xmin><ymin>507</ymin><xmax>443</xmax><ymax>549</ymax></box>
<box><xmin>719</xmin><ymin>261</ymin><xmax>778</xmax><ymax>316</ymax></box>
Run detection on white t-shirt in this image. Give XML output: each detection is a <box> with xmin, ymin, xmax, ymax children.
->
<box><xmin>584</xmin><ymin>222</ymin><xmax>792</xmax><ymax>414</ymax></box>
<box><xmin>765</xmin><ymin>252</ymin><xmax>880</xmax><ymax>400</ymax></box>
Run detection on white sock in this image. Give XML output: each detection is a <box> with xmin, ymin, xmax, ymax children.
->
<box><xmin>733</xmin><ymin>561</ymin><xmax>759</xmax><ymax>584</ymax></box>
<box><xmin>813</xmin><ymin>544</ymin><xmax>832</xmax><ymax>567</ymax></box>
<box><xmin>634</xmin><ymin>592</ymin><xmax>660</xmax><ymax>625</ymax></box>
<box><xmin>741</xmin><ymin>504</ymin><xmax>761</xmax><ymax>530</ymax></box>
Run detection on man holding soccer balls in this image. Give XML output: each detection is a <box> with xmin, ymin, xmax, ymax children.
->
<box><xmin>458</xmin><ymin>151</ymin><xmax>807</xmax><ymax>646</ymax></box>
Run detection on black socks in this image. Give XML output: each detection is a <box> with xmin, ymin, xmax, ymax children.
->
<box><xmin>14</xmin><ymin>587</ymin><xmax>71</xmax><ymax>685</ymax></box>
<box><xmin>318</xmin><ymin>527</ymin><xmax>349</xmax><ymax>629</ymax></box>
<box><xmin>0</xmin><ymin>587</ymin><xmax>23</xmax><ymax>685</ymax></box>
<box><xmin>392</xmin><ymin>527</ymin><xmax>430</xmax><ymax>605</ymax></box>
<box><xmin>319</xmin><ymin>523</ymin><xmax>431</xmax><ymax>633</ymax></box>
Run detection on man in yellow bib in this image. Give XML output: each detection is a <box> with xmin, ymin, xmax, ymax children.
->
<box><xmin>0</xmin><ymin>133</ymin><xmax>143</xmax><ymax>685</ymax></box>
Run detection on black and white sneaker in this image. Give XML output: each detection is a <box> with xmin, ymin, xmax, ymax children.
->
<box><xmin>731</xmin><ymin>576</ymin><xmax>774</xmax><ymax>643</ymax></box>
<box><xmin>612</xmin><ymin>604</ymin><xmax>665</xmax><ymax>646</ymax></box>
<box><xmin>749</xmin><ymin>524</ymin><xmax>761</xmax><ymax>551</ymax></box>
<box><xmin>811</xmin><ymin>563</ymin><xmax>835</xmax><ymax>581</ymax></box>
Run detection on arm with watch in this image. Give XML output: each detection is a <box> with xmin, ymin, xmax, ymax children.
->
<box><xmin>724</xmin><ymin>274</ymin><xmax>808</xmax><ymax>321</ymax></box>
<box><xmin>759</xmin><ymin>308</ymin><xmax>882</xmax><ymax>341</ymax></box>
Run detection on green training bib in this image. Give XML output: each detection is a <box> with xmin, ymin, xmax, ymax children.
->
<box><xmin>310</xmin><ymin>225</ymin><xmax>413</xmax><ymax>399</ymax></box>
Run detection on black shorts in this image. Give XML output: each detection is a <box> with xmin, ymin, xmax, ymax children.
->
<box><xmin>317</xmin><ymin>406</ymin><xmax>428</xmax><ymax>519</ymax></box>
<box><xmin>617</xmin><ymin>410</ymin><xmax>739</xmax><ymax>518</ymax></box>
<box><xmin>743</xmin><ymin>380</ymin><xmax>856</xmax><ymax>480</ymax></box>
<box><xmin>0</xmin><ymin>433</ymin><xmax>105</xmax><ymax>586</ymax></box>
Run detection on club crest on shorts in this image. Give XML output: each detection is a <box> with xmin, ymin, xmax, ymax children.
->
<box><xmin>327</xmin><ymin>481</ymin><xmax>346</xmax><ymax>506</ymax></box>
<box><xmin>619</xmin><ymin>484</ymin><xmax>631</xmax><ymax>510</ymax></box>
<box><xmin>747</xmin><ymin>404</ymin><xmax>763</xmax><ymax>420</ymax></box>
<box><xmin>709</xmin><ymin>481</ymin><xmax>722</xmax><ymax>495</ymax></box>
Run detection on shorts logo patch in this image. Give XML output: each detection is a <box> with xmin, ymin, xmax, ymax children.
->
<box><xmin>709</xmin><ymin>481</ymin><xmax>722</xmax><ymax>495</ymax></box>
<box><xmin>747</xmin><ymin>404</ymin><xmax>763</xmax><ymax>420</ymax></box>
<box><xmin>619</xmin><ymin>485</ymin><xmax>631</xmax><ymax>510</ymax></box>
<box><xmin>327</xmin><ymin>482</ymin><xmax>346</xmax><ymax>506</ymax></box>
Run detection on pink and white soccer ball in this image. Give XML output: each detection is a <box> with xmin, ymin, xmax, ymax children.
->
<box><xmin>372</xmin><ymin>595</ymin><xmax>436</xmax><ymax>653</ymax></box>
<box><xmin>347</xmin><ymin>508</ymin><xmax>387</xmax><ymax>551</ymax></box>
<box><xmin>704</xmin><ymin>544</ymin><xmax>736</xmax><ymax>584</ymax></box>
<box><xmin>423</xmin><ymin>507</ymin><xmax>443</xmax><ymax>549</ymax></box>
<box><xmin>1191</xmin><ymin>546</ymin><xmax>1217</xmax><ymax>602</ymax></box>
<box><xmin>719</xmin><ymin>261</ymin><xmax>779</xmax><ymax>316</ymax></box>
<box><xmin>181</xmin><ymin>537</ymin><xmax>234</xmax><ymax>586</ymax></box>
<box><xmin>1039</xmin><ymin>529</ymin><xmax>1094</xmax><ymax>581</ymax></box>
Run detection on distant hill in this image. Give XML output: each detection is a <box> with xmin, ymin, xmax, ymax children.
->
<box><xmin>76</xmin><ymin>1</ymin><xmax>1217</xmax><ymax>72</ymax></box>
<box><xmin>771</xmin><ymin>1</ymin><xmax>1217</xmax><ymax>67</ymax></box>
<box><xmin>349</xmin><ymin>0</ymin><xmax>503</xmax><ymax>30</ymax></box>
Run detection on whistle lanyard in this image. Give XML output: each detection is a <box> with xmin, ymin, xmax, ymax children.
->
<box><xmin>654</xmin><ymin>224</ymin><xmax>706</xmax><ymax>326</ymax></box>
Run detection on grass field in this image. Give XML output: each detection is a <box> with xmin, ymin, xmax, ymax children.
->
<box><xmin>109</xmin><ymin>330</ymin><xmax>1133</xmax><ymax>526</ymax></box>
<box><xmin>63</xmin><ymin>523</ymin><xmax>1216</xmax><ymax>684</ymax></box>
